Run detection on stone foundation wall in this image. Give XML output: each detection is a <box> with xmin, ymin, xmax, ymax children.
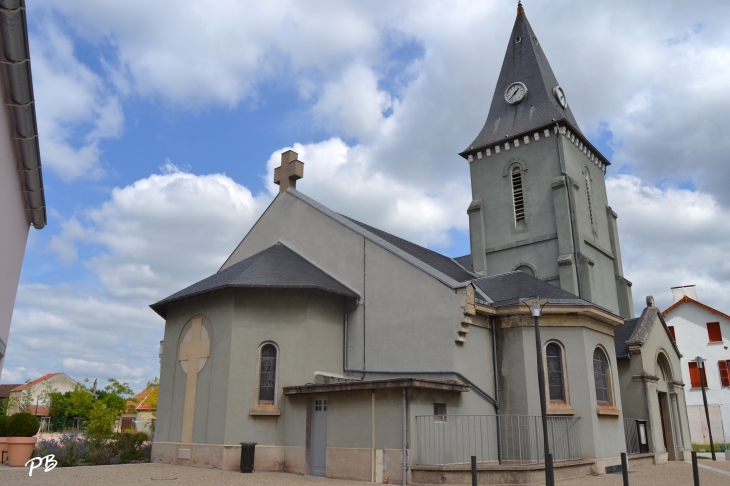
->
<box><xmin>151</xmin><ymin>442</ymin><xmax>404</xmax><ymax>481</ymax></box>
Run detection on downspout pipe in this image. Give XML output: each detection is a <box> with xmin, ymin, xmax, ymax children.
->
<box><xmin>491</xmin><ymin>316</ymin><xmax>502</xmax><ymax>464</ymax></box>
<box><xmin>555</xmin><ymin>122</ymin><xmax>581</xmax><ymax>298</ymax></box>
<box><xmin>402</xmin><ymin>388</ymin><xmax>407</xmax><ymax>486</ymax></box>
<box><xmin>343</xmin><ymin>300</ymin><xmax>498</xmax><ymax>406</ymax></box>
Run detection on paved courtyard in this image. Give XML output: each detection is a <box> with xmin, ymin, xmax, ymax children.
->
<box><xmin>0</xmin><ymin>462</ymin><xmax>729</xmax><ymax>485</ymax></box>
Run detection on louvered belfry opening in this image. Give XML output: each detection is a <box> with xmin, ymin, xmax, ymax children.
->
<box><xmin>511</xmin><ymin>167</ymin><xmax>525</xmax><ymax>223</ymax></box>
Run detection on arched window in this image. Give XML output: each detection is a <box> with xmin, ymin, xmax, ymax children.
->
<box><xmin>593</xmin><ymin>348</ymin><xmax>611</xmax><ymax>404</ymax></box>
<box><xmin>258</xmin><ymin>344</ymin><xmax>278</xmax><ymax>402</ymax></box>
<box><xmin>511</xmin><ymin>166</ymin><xmax>525</xmax><ymax>223</ymax></box>
<box><xmin>546</xmin><ymin>343</ymin><xmax>565</xmax><ymax>401</ymax></box>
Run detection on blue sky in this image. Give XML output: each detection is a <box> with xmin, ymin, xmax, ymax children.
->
<box><xmin>3</xmin><ymin>0</ymin><xmax>730</xmax><ymax>391</ymax></box>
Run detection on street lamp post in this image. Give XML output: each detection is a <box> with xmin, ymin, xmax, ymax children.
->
<box><xmin>522</xmin><ymin>297</ymin><xmax>552</xmax><ymax>486</ymax></box>
<box><xmin>695</xmin><ymin>356</ymin><xmax>716</xmax><ymax>461</ymax></box>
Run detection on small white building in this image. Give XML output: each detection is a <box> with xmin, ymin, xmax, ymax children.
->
<box><xmin>663</xmin><ymin>285</ymin><xmax>730</xmax><ymax>445</ymax></box>
<box><xmin>6</xmin><ymin>373</ymin><xmax>77</xmax><ymax>416</ymax></box>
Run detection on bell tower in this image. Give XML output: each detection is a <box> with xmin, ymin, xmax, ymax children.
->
<box><xmin>461</xmin><ymin>3</ymin><xmax>634</xmax><ymax>318</ymax></box>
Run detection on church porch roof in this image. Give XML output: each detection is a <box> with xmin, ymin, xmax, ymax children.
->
<box><xmin>283</xmin><ymin>377</ymin><xmax>470</xmax><ymax>395</ymax></box>
<box><xmin>150</xmin><ymin>242</ymin><xmax>359</xmax><ymax>318</ymax></box>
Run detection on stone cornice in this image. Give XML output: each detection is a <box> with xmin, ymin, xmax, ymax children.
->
<box><xmin>465</xmin><ymin>123</ymin><xmax>610</xmax><ymax>176</ymax></box>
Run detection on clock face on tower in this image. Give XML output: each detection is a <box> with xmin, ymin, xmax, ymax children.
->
<box><xmin>504</xmin><ymin>82</ymin><xmax>527</xmax><ymax>104</ymax></box>
<box><xmin>553</xmin><ymin>86</ymin><xmax>567</xmax><ymax>108</ymax></box>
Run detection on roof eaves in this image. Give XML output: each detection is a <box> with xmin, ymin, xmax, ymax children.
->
<box><xmin>662</xmin><ymin>296</ymin><xmax>730</xmax><ymax>321</ymax></box>
<box><xmin>0</xmin><ymin>1</ymin><xmax>46</xmax><ymax>229</ymax></box>
<box><xmin>287</xmin><ymin>189</ymin><xmax>469</xmax><ymax>289</ymax></box>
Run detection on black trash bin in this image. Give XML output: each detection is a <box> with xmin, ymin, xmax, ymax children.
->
<box><xmin>240</xmin><ymin>442</ymin><xmax>257</xmax><ymax>473</ymax></box>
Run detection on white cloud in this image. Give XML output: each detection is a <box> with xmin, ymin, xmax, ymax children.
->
<box><xmin>4</xmin><ymin>167</ymin><xmax>271</xmax><ymax>387</ymax></box>
<box><xmin>30</xmin><ymin>20</ymin><xmax>124</xmax><ymax>180</ymax></box>
<box><xmin>266</xmin><ymin>138</ymin><xmax>470</xmax><ymax>249</ymax></box>
<box><xmin>607</xmin><ymin>175</ymin><xmax>730</xmax><ymax>313</ymax></box>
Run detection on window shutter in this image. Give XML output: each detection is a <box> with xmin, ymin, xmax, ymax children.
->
<box><xmin>689</xmin><ymin>362</ymin><xmax>701</xmax><ymax>388</ymax></box>
<box><xmin>720</xmin><ymin>361</ymin><xmax>730</xmax><ymax>387</ymax></box>
<box><xmin>707</xmin><ymin>322</ymin><xmax>722</xmax><ymax>342</ymax></box>
<box><xmin>668</xmin><ymin>326</ymin><xmax>676</xmax><ymax>342</ymax></box>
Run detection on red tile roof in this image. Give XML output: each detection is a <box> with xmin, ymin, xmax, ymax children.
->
<box><xmin>0</xmin><ymin>384</ymin><xmax>22</xmax><ymax>399</ymax></box>
<box><xmin>126</xmin><ymin>386</ymin><xmax>158</xmax><ymax>411</ymax></box>
<box><xmin>662</xmin><ymin>296</ymin><xmax>730</xmax><ymax>321</ymax></box>
<box><xmin>12</xmin><ymin>373</ymin><xmax>60</xmax><ymax>392</ymax></box>
<box><xmin>24</xmin><ymin>405</ymin><xmax>49</xmax><ymax>416</ymax></box>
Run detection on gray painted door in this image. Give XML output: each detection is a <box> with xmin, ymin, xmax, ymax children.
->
<box><xmin>310</xmin><ymin>398</ymin><xmax>327</xmax><ymax>476</ymax></box>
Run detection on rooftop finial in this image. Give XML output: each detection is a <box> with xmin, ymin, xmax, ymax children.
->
<box><xmin>517</xmin><ymin>1</ymin><xmax>524</xmax><ymax>15</ymax></box>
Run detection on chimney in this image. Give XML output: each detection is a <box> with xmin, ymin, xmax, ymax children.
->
<box><xmin>671</xmin><ymin>285</ymin><xmax>697</xmax><ymax>303</ymax></box>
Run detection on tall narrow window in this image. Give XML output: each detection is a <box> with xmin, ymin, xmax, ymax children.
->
<box><xmin>511</xmin><ymin>167</ymin><xmax>525</xmax><ymax>223</ymax></box>
<box><xmin>668</xmin><ymin>326</ymin><xmax>676</xmax><ymax>342</ymax></box>
<box><xmin>259</xmin><ymin>344</ymin><xmax>277</xmax><ymax>402</ymax></box>
<box><xmin>546</xmin><ymin>343</ymin><xmax>565</xmax><ymax>401</ymax></box>
<box><xmin>719</xmin><ymin>361</ymin><xmax>730</xmax><ymax>387</ymax></box>
<box><xmin>593</xmin><ymin>348</ymin><xmax>611</xmax><ymax>404</ymax></box>
<box><xmin>707</xmin><ymin>322</ymin><xmax>722</xmax><ymax>342</ymax></box>
<box><xmin>689</xmin><ymin>361</ymin><xmax>707</xmax><ymax>389</ymax></box>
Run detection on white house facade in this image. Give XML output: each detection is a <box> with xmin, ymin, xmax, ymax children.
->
<box><xmin>0</xmin><ymin>2</ymin><xmax>47</xmax><ymax>380</ymax></box>
<box><xmin>663</xmin><ymin>285</ymin><xmax>730</xmax><ymax>444</ymax></box>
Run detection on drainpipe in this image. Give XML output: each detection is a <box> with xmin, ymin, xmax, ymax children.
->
<box><xmin>402</xmin><ymin>388</ymin><xmax>407</xmax><ymax>486</ymax></box>
<box><xmin>491</xmin><ymin>316</ymin><xmax>502</xmax><ymax>464</ymax></box>
<box><xmin>555</xmin><ymin>122</ymin><xmax>582</xmax><ymax>298</ymax></box>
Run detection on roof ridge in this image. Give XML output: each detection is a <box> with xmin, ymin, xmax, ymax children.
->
<box><xmin>287</xmin><ymin>189</ymin><xmax>471</xmax><ymax>288</ymax></box>
<box><xmin>662</xmin><ymin>295</ymin><xmax>730</xmax><ymax>321</ymax></box>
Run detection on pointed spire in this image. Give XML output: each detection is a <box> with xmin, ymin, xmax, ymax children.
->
<box><xmin>462</xmin><ymin>8</ymin><xmax>582</xmax><ymax>155</ymax></box>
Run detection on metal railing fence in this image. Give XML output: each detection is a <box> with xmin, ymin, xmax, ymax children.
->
<box><xmin>416</xmin><ymin>414</ymin><xmax>581</xmax><ymax>467</ymax></box>
<box><xmin>624</xmin><ymin>418</ymin><xmax>640</xmax><ymax>455</ymax></box>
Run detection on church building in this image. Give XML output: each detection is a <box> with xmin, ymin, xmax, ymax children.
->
<box><xmin>151</xmin><ymin>4</ymin><xmax>689</xmax><ymax>483</ymax></box>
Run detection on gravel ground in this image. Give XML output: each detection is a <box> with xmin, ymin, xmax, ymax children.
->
<box><xmin>0</xmin><ymin>462</ymin><xmax>729</xmax><ymax>485</ymax></box>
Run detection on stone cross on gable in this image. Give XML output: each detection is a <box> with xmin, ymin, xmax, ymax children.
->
<box><xmin>273</xmin><ymin>150</ymin><xmax>304</xmax><ymax>193</ymax></box>
<box><xmin>178</xmin><ymin>317</ymin><xmax>210</xmax><ymax>444</ymax></box>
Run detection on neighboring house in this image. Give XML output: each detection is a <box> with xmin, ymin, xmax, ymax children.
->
<box><xmin>121</xmin><ymin>386</ymin><xmax>157</xmax><ymax>433</ymax></box>
<box><xmin>0</xmin><ymin>383</ymin><xmax>21</xmax><ymax>410</ymax></box>
<box><xmin>6</xmin><ymin>373</ymin><xmax>77</xmax><ymax>415</ymax></box>
<box><xmin>615</xmin><ymin>296</ymin><xmax>691</xmax><ymax>463</ymax></box>
<box><xmin>663</xmin><ymin>285</ymin><xmax>730</xmax><ymax>444</ymax></box>
<box><xmin>0</xmin><ymin>0</ymin><xmax>48</xmax><ymax>380</ymax></box>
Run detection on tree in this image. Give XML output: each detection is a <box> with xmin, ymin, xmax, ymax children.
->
<box><xmin>67</xmin><ymin>385</ymin><xmax>95</xmax><ymax>418</ymax></box>
<box><xmin>98</xmin><ymin>379</ymin><xmax>134</xmax><ymax>415</ymax></box>
<box><xmin>85</xmin><ymin>402</ymin><xmax>117</xmax><ymax>440</ymax></box>
<box><xmin>20</xmin><ymin>386</ymin><xmax>33</xmax><ymax>411</ymax></box>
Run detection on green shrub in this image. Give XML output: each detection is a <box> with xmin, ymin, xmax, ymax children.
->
<box><xmin>6</xmin><ymin>412</ymin><xmax>40</xmax><ymax>437</ymax></box>
<box><xmin>114</xmin><ymin>430</ymin><xmax>150</xmax><ymax>463</ymax></box>
<box><xmin>0</xmin><ymin>414</ymin><xmax>7</xmax><ymax>436</ymax></box>
<box><xmin>85</xmin><ymin>402</ymin><xmax>117</xmax><ymax>440</ymax></box>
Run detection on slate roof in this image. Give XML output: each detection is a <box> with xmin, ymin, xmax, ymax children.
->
<box><xmin>151</xmin><ymin>242</ymin><xmax>359</xmax><ymax>317</ymax></box>
<box><xmin>342</xmin><ymin>216</ymin><xmax>478</xmax><ymax>283</ymax></box>
<box><xmin>454</xmin><ymin>254</ymin><xmax>473</xmax><ymax>272</ymax></box>
<box><xmin>471</xmin><ymin>271</ymin><xmax>593</xmax><ymax>308</ymax></box>
<box><xmin>462</xmin><ymin>8</ymin><xmax>582</xmax><ymax>154</ymax></box>
<box><xmin>614</xmin><ymin>317</ymin><xmax>639</xmax><ymax>359</ymax></box>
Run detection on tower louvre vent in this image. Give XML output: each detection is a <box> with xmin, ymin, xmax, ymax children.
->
<box><xmin>511</xmin><ymin>167</ymin><xmax>525</xmax><ymax>223</ymax></box>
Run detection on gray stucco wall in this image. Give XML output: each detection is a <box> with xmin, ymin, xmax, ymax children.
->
<box><xmin>498</xmin><ymin>313</ymin><xmax>624</xmax><ymax>460</ymax></box>
<box><xmin>467</xmin><ymin>128</ymin><xmax>633</xmax><ymax>318</ymax></box>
